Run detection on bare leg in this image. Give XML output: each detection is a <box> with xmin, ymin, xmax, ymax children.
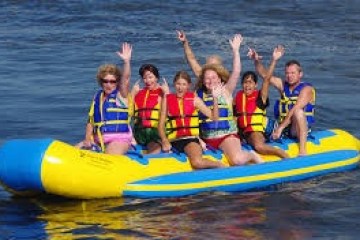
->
<box><xmin>105</xmin><ymin>141</ymin><xmax>130</xmax><ymax>155</ymax></box>
<box><xmin>146</xmin><ymin>141</ymin><xmax>162</xmax><ymax>154</ymax></box>
<box><xmin>219</xmin><ymin>136</ymin><xmax>263</xmax><ymax>166</ymax></box>
<box><xmin>247</xmin><ymin>132</ymin><xmax>289</xmax><ymax>159</ymax></box>
<box><xmin>291</xmin><ymin>109</ymin><xmax>308</xmax><ymax>156</ymax></box>
<box><xmin>184</xmin><ymin>142</ymin><xmax>225</xmax><ymax>169</ymax></box>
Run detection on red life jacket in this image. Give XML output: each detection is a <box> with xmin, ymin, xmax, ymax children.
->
<box><xmin>134</xmin><ymin>88</ymin><xmax>162</xmax><ymax>128</ymax></box>
<box><xmin>166</xmin><ymin>92</ymin><xmax>199</xmax><ymax>140</ymax></box>
<box><xmin>234</xmin><ymin>90</ymin><xmax>266</xmax><ymax>133</ymax></box>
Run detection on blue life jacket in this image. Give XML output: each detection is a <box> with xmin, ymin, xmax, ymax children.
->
<box><xmin>93</xmin><ymin>89</ymin><xmax>130</xmax><ymax>134</ymax></box>
<box><xmin>274</xmin><ymin>82</ymin><xmax>315</xmax><ymax>126</ymax></box>
<box><xmin>196</xmin><ymin>89</ymin><xmax>231</xmax><ymax>130</ymax></box>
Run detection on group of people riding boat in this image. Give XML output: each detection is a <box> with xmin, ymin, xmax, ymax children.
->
<box><xmin>76</xmin><ymin>30</ymin><xmax>316</xmax><ymax>169</ymax></box>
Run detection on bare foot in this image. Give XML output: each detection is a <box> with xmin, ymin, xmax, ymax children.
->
<box><xmin>251</xmin><ymin>150</ymin><xmax>264</xmax><ymax>164</ymax></box>
<box><xmin>217</xmin><ymin>162</ymin><xmax>227</xmax><ymax>168</ymax></box>
<box><xmin>298</xmin><ymin>153</ymin><xmax>307</xmax><ymax>157</ymax></box>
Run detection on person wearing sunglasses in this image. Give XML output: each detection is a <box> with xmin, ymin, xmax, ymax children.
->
<box><xmin>76</xmin><ymin>42</ymin><xmax>133</xmax><ymax>155</ymax></box>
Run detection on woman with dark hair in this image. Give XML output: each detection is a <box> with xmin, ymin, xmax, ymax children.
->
<box><xmin>234</xmin><ymin>46</ymin><xmax>289</xmax><ymax>159</ymax></box>
<box><xmin>132</xmin><ymin>64</ymin><xmax>169</xmax><ymax>154</ymax></box>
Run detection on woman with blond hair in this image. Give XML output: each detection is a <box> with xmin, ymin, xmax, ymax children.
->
<box><xmin>196</xmin><ymin>35</ymin><xmax>263</xmax><ymax>166</ymax></box>
<box><xmin>76</xmin><ymin>43</ymin><xmax>133</xmax><ymax>155</ymax></box>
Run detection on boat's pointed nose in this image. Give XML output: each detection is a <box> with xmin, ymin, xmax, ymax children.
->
<box><xmin>0</xmin><ymin>139</ymin><xmax>53</xmax><ymax>193</ymax></box>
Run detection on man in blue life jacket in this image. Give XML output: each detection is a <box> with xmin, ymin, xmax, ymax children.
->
<box><xmin>248</xmin><ymin>48</ymin><xmax>315</xmax><ymax>156</ymax></box>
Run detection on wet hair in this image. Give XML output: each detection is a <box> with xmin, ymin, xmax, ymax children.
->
<box><xmin>196</xmin><ymin>64</ymin><xmax>230</xmax><ymax>90</ymax></box>
<box><xmin>139</xmin><ymin>64</ymin><xmax>160</xmax><ymax>78</ymax></box>
<box><xmin>96</xmin><ymin>64</ymin><xmax>122</xmax><ymax>86</ymax></box>
<box><xmin>285</xmin><ymin>60</ymin><xmax>302</xmax><ymax>72</ymax></box>
<box><xmin>173</xmin><ymin>70</ymin><xmax>192</xmax><ymax>84</ymax></box>
<box><xmin>241</xmin><ymin>71</ymin><xmax>258</xmax><ymax>84</ymax></box>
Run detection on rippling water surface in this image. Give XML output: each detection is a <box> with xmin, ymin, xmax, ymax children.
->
<box><xmin>0</xmin><ymin>1</ymin><xmax>359</xmax><ymax>239</ymax></box>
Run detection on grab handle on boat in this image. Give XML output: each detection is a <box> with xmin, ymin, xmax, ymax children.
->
<box><xmin>268</xmin><ymin>137</ymin><xmax>283</xmax><ymax>144</ymax></box>
<box><xmin>159</xmin><ymin>147</ymin><xmax>181</xmax><ymax>156</ymax></box>
<box><xmin>171</xmin><ymin>147</ymin><xmax>181</xmax><ymax>155</ymax></box>
<box><xmin>205</xmin><ymin>144</ymin><xmax>218</xmax><ymax>154</ymax></box>
<box><xmin>81</xmin><ymin>144</ymin><xmax>102</xmax><ymax>152</ymax></box>
<box><xmin>127</xmin><ymin>150</ymin><xmax>144</xmax><ymax>159</ymax></box>
<box><xmin>308</xmin><ymin>133</ymin><xmax>315</xmax><ymax>140</ymax></box>
<box><xmin>130</xmin><ymin>144</ymin><xmax>144</xmax><ymax>152</ymax></box>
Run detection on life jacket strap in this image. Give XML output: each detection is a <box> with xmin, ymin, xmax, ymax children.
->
<box><xmin>200</xmin><ymin>116</ymin><xmax>232</xmax><ymax>123</ymax></box>
<box><xmin>134</xmin><ymin>108</ymin><xmax>160</xmax><ymax>113</ymax></box>
<box><xmin>168</xmin><ymin>114</ymin><xmax>199</xmax><ymax>120</ymax></box>
<box><xmin>93</xmin><ymin>120</ymin><xmax>129</xmax><ymax>127</ymax></box>
<box><xmin>106</xmin><ymin>108</ymin><xmax>129</xmax><ymax>113</ymax></box>
<box><xmin>235</xmin><ymin>112</ymin><xmax>266</xmax><ymax>117</ymax></box>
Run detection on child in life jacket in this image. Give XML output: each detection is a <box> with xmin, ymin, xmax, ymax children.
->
<box><xmin>158</xmin><ymin>70</ymin><xmax>225</xmax><ymax>169</ymax></box>
<box><xmin>76</xmin><ymin>43</ymin><xmax>133</xmax><ymax>155</ymax></box>
<box><xmin>234</xmin><ymin>45</ymin><xmax>289</xmax><ymax>159</ymax></box>
<box><xmin>132</xmin><ymin>64</ymin><xmax>169</xmax><ymax>154</ymax></box>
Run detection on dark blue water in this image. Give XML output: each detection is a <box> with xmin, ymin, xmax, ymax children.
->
<box><xmin>0</xmin><ymin>1</ymin><xmax>359</xmax><ymax>239</ymax></box>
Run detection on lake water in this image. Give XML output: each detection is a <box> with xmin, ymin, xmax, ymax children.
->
<box><xmin>0</xmin><ymin>1</ymin><xmax>359</xmax><ymax>239</ymax></box>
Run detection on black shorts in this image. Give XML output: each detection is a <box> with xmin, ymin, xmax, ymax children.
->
<box><xmin>171</xmin><ymin>137</ymin><xmax>200</xmax><ymax>153</ymax></box>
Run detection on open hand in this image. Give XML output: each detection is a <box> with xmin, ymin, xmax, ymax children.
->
<box><xmin>211</xmin><ymin>83</ymin><xmax>225</xmax><ymax>99</ymax></box>
<box><xmin>247</xmin><ymin>47</ymin><xmax>263</xmax><ymax>61</ymax></box>
<box><xmin>116</xmin><ymin>42</ymin><xmax>132</xmax><ymax>62</ymax></box>
<box><xmin>229</xmin><ymin>34</ymin><xmax>243</xmax><ymax>51</ymax></box>
<box><xmin>272</xmin><ymin>45</ymin><xmax>285</xmax><ymax>61</ymax></box>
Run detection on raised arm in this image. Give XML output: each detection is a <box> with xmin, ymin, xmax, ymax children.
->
<box><xmin>224</xmin><ymin>34</ymin><xmax>243</xmax><ymax>94</ymax></box>
<box><xmin>158</xmin><ymin>96</ymin><xmax>171</xmax><ymax>152</ymax></box>
<box><xmin>176</xmin><ymin>30</ymin><xmax>202</xmax><ymax>78</ymax></box>
<box><xmin>248</xmin><ymin>47</ymin><xmax>283</xmax><ymax>93</ymax></box>
<box><xmin>248</xmin><ymin>48</ymin><xmax>266</xmax><ymax>77</ymax></box>
<box><xmin>116</xmin><ymin>42</ymin><xmax>132</xmax><ymax>98</ymax></box>
<box><xmin>260</xmin><ymin>45</ymin><xmax>285</xmax><ymax>103</ymax></box>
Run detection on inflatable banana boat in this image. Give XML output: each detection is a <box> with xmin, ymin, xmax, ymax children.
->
<box><xmin>0</xmin><ymin>129</ymin><xmax>359</xmax><ymax>199</ymax></box>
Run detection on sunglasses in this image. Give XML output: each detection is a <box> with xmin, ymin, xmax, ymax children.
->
<box><xmin>101</xmin><ymin>79</ymin><xmax>118</xmax><ymax>84</ymax></box>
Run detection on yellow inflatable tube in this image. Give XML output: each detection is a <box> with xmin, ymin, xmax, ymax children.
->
<box><xmin>0</xmin><ymin>129</ymin><xmax>359</xmax><ymax>199</ymax></box>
